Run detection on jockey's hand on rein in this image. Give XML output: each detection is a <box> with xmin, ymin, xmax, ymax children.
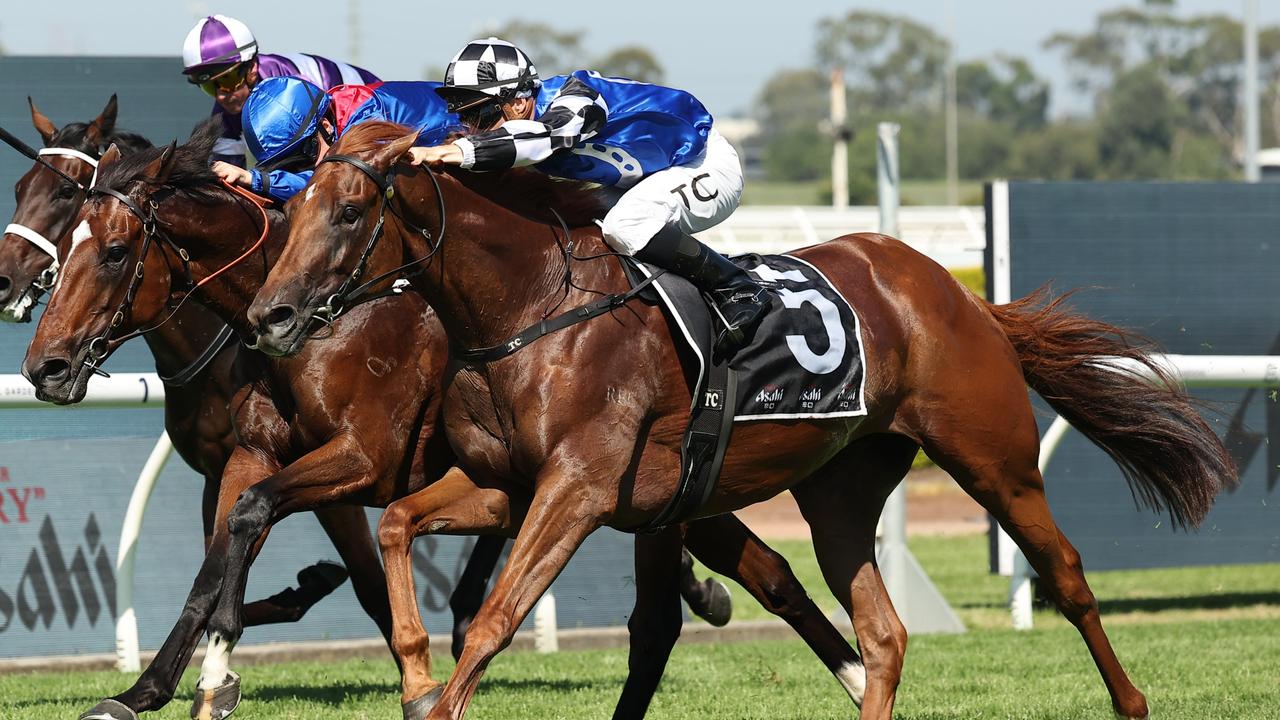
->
<box><xmin>406</xmin><ymin>145</ymin><xmax>464</xmax><ymax>167</ymax></box>
<box><xmin>211</xmin><ymin>161</ymin><xmax>252</xmax><ymax>186</ymax></box>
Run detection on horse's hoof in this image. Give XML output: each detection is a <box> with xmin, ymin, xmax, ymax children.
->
<box><xmin>190</xmin><ymin>670</ymin><xmax>241</xmax><ymax>720</ymax></box>
<box><xmin>689</xmin><ymin>578</ymin><xmax>733</xmax><ymax>627</ymax></box>
<box><xmin>79</xmin><ymin>699</ymin><xmax>139</xmax><ymax>720</ymax></box>
<box><xmin>402</xmin><ymin>685</ymin><xmax>444</xmax><ymax>720</ymax></box>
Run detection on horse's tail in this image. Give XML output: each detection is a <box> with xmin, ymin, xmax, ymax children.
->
<box><xmin>985</xmin><ymin>286</ymin><xmax>1237</xmax><ymax>529</ymax></box>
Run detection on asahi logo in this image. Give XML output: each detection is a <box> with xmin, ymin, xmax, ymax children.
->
<box><xmin>801</xmin><ymin>388</ymin><xmax>822</xmax><ymax>402</ymax></box>
<box><xmin>753</xmin><ymin>386</ymin><xmax>785</xmax><ymax>406</ymax></box>
<box><xmin>0</xmin><ymin>514</ymin><xmax>116</xmax><ymax>634</ymax></box>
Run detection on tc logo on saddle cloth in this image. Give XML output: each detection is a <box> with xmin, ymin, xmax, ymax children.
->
<box><xmin>732</xmin><ymin>255</ymin><xmax>866</xmax><ymax>421</ymax></box>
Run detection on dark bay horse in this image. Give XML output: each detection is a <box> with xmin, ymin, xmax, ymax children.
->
<box><xmin>247</xmin><ymin>121</ymin><xmax>1236</xmax><ymax>720</ymax></box>
<box><xmin>0</xmin><ymin>99</ymin><xmax>374</xmax><ymax>627</ymax></box>
<box><xmin>22</xmin><ymin>123</ymin><xmax>865</xmax><ymax>720</ymax></box>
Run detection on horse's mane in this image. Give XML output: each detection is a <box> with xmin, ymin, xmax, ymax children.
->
<box><xmin>334</xmin><ymin>121</ymin><xmax>614</xmax><ymax>228</ymax></box>
<box><xmin>93</xmin><ymin>118</ymin><xmax>229</xmax><ymax>205</ymax></box>
<box><xmin>50</xmin><ymin>123</ymin><xmax>152</xmax><ymax>156</ymax></box>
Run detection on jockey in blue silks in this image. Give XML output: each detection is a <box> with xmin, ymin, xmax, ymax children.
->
<box><xmin>213</xmin><ymin>77</ymin><xmax>461</xmax><ymax>203</ymax></box>
<box><xmin>407</xmin><ymin>37</ymin><xmax>770</xmax><ymax>356</ymax></box>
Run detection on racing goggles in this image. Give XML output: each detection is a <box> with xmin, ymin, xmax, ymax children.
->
<box><xmin>189</xmin><ymin>63</ymin><xmax>251</xmax><ymax>97</ymax></box>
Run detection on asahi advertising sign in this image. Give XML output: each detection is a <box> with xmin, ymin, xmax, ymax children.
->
<box><xmin>1</xmin><ymin>435</ymin><xmax>633</xmax><ymax>660</ymax></box>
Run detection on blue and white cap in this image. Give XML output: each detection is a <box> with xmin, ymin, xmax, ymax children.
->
<box><xmin>182</xmin><ymin>15</ymin><xmax>258</xmax><ymax>76</ymax></box>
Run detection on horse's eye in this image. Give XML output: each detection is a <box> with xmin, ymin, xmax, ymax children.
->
<box><xmin>340</xmin><ymin>205</ymin><xmax>361</xmax><ymax>224</ymax></box>
<box><xmin>55</xmin><ymin>184</ymin><xmax>77</xmax><ymax>200</ymax></box>
<box><xmin>105</xmin><ymin>245</ymin><xmax>129</xmax><ymax>264</ymax></box>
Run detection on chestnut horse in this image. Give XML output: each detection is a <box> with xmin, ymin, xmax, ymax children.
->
<box><xmin>23</xmin><ymin>123</ymin><xmax>865</xmax><ymax>720</ymax></box>
<box><xmin>248</xmin><ymin>121</ymin><xmax>1235</xmax><ymax>720</ymax></box>
<box><xmin>0</xmin><ymin>99</ymin><xmax>379</xmax><ymax>629</ymax></box>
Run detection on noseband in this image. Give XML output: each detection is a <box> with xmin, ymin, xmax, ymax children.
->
<box><xmin>3</xmin><ymin>147</ymin><xmax>100</xmax><ymax>293</ymax></box>
<box><xmin>310</xmin><ymin>153</ymin><xmax>445</xmax><ymax>323</ymax></box>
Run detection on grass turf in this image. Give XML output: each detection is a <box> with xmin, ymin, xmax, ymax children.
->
<box><xmin>6</xmin><ymin>534</ymin><xmax>1278</xmax><ymax>718</ymax></box>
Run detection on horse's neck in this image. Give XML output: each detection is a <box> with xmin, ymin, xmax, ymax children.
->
<box><xmin>141</xmin><ymin>301</ymin><xmax>226</xmax><ymax>377</ymax></box>
<box><xmin>168</xmin><ymin>200</ymin><xmax>281</xmax><ymax>336</ymax></box>
<box><xmin>405</xmin><ymin>178</ymin><xmax>620</xmax><ymax>350</ymax></box>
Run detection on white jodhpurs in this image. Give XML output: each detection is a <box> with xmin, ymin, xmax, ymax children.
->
<box><xmin>599</xmin><ymin>128</ymin><xmax>743</xmax><ymax>255</ymax></box>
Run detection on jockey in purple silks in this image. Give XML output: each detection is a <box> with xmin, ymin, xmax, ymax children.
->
<box><xmin>181</xmin><ymin>14</ymin><xmax>378</xmax><ymax>167</ymax></box>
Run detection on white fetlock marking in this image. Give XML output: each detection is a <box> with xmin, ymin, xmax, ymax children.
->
<box><xmin>198</xmin><ymin>632</ymin><xmax>237</xmax><ymax>690</ymax></box>
<box><xmin>835</xmin><ymin>661</ymin><xmax>867</xmax><ymax>707</ymax></box>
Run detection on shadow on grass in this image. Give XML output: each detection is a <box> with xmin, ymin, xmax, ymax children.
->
<box><xmin>249</xmin><ymin>676</ymin><xmax>606</xmax><ymax>706</ymax></box>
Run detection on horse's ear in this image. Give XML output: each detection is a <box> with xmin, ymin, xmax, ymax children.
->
<box><xmin>99</xmin><ymin>143</ymin><xmax>123</xmax><ymax>170</ymax></box>
<box><xmin>28</xmin><ymin>97</ymin><xmax>57</xmax><ymax>146</ymax></box>
<box><xmin>142</xmin><ymin>141</ymin><xmax>179</xmax><ymax>184</ymax></box>
<box><xmin>373</xmin><ymin>131</ymin><xmax>421</xmax><ymax>171</ymax></box>
<box><xmin>86</xmin><ymin>94</ymin><xmax>118</xmax><ymax>146</ymax></box>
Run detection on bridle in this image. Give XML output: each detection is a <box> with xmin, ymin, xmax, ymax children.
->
<box><xmin>308</xmin><ymin>153</ymin><xmax>446</xmax><ymax>324</ymax></box>
<box><xmin>3</xmin><ymin>147</ymin><xmax>99</xmax><ymax>293</ymax></box>
<box><xmin>78</xmin><ymin>180</ymin><xmax>271</xmax><ymax>377</ymax></box>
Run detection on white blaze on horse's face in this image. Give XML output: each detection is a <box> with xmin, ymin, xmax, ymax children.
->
<box><xmin>304</xmin><ymin>184</ymin><xmax>317</xmax><ymax>203</ymax></box>
<box><xmin>55</xmin><ymin>220</ymin><xmax>94</xmax><ymax>293</ymax></box>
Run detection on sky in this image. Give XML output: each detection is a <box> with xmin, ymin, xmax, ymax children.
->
<box><xmin>0</xmin><ymin>0</ymin><xmax>1276</xmax><ymax>119</ymax></box>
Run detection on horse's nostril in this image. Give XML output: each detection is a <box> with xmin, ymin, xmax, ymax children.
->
<box><xmin>36</xmin><ymin>358</ymin><xmax>71</xmax><ymax>385</ymax></box>
<box><xmin>265</xmin><ymin>304</ymin><xmax>297</xmax><ymax>330</ymax></box>
<box><xmin>0</xmin><ymin>275</ymin><xmax>12</xmax><ymax>302</ymax></box>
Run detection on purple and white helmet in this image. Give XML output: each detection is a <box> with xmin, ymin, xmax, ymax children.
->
<box><xmin>182</xmin><ymin>14</ymin><xmax>258</xmax><ymax>76</ymax></box>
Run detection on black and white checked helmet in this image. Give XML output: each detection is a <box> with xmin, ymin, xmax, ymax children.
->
<box><xmin>438</xmin><ymin>38</ymin><xmax>540</xmax><ymax>113</ymax></box>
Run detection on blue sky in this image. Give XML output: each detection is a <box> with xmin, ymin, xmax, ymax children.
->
<box><xmin>1</xmin><ymin>1</ymin><xmax>1275</xmax><ymax>118</ymax></box>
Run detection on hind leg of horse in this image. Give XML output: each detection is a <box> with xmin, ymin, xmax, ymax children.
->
<box><xmin>612</xmin><ymin>525</ymin><xmax>686</xmax><ymax>720</ymax></box>
<box><xmin>449</xmin><ymin>535</ymin><xmax>508</xmax><ymax>661</ymax></box>
<box><xmin>921</xmin><ymin>397</ymin><xmax>1148</xmax><ymax>718</ymax></box>
<box><xmin>676</xmin><ymin>546</ymin><xmax>733</xmax><ymax>626</ymax></box>
<box><xmin>82</xmin><ymin>449</ymin><xmax>277</xmax><ymax>720</ymax></box>
<box><xmin>376</xmin><ymin>467</ymin><xmax>526</xmax><ymax>714</ymax></box>
<box><xmin>682</xmin><ymin>513</ymin><xmax>867</xmax><ymax>707</ymax></box>
<box><xmin>313</xmin><ymin>505</ymin><xmax>395</xmax><ymax>650</ymax></box>
<box><xmin>791</xmin><ymin>435</ymin><xmax>919</xmax><ymax>720</ymax></box>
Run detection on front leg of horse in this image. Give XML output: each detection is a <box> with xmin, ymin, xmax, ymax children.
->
<box><xmin>426</xmin><ymin>477</ymin><xmax>608</xmax><ymax>720</ymax></box>
<box><xmin>448</xmin><ymin>535</ymin><xmax>508</xmax><ymax>660</ymax></box>
<box><xmin>79</xmin><ymin>450</ymin><xmax>277</xmax><ymax>720</ymax></box>
<box><xmin>200</xmin><ymin>437</ymin><xmax>382</xmax><ymax>720</ymax></box>
<box><xmin>376</xmin><ymin>467</ymin><xmax>526</xmax><ymax>719</ymax></box>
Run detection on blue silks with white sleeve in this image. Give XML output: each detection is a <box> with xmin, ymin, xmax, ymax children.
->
<box><xmin>534</xmin><ymin>71</ymin><xmax>714</xmax><ymax>188</ymax></box>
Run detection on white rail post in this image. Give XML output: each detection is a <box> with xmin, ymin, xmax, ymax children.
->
<box><xmin>533</xmin><ymin>593</ymin><xmax>559</xmax><ymax>653</ymax></box>
<box><xmin>875</xmin><ymin>123</ymin><xmax>964</xmax><ymax>634</ymax></box>
<box><xmin>115</xmin><ymin>431</ymin><xmax>174</xmax><ymax>672</ymax></box>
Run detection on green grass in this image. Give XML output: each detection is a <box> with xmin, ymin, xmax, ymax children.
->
<box><xmin>7</xmin><ymin>534</ymin><xmax>1279</xmax><ymax>718</ymax></box>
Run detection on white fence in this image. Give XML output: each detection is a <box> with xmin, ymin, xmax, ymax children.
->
<box><xmin>698</xmin><ymin>205</ymin><xmax>985</xmax><ymax>269</ymax></box>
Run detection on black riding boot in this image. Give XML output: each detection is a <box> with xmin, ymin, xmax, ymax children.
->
<box><xmin>637</xmin><ymin>226</ymin><xmax>772</xmax><ymax>357</ymax></box>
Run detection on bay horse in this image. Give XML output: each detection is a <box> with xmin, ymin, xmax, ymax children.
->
<box><xmin>247</xmin><ymin>121</ymin><xmax>1236</xmax><ymax>720</ymax></box>
<box><xmin>0</xmin><ymin>99</ymin><xmax>378</xmax><ymax>630</ymax></box>
<box><xmin>22</xmin><ymin>121</ymin><xmax>866</xmax><ymax>720</ymax></box>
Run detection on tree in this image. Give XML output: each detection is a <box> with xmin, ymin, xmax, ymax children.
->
<box><xmin>815</xmin><ymin>11</ymin><xmax>948</xmax><ymax>111</ymax></box>
<box><xmin>1098</xmin><ymin>65</ymin><xmax>1177</xmax><ymax>178</ymax></box>
<box><xmin>957</xmin><ymin>56</ymin><xmax>1049</xmax><ymax>131</ymax></box>
<box><xmin>593</xmin><ymin>46</ymin><xmax>664</xmax><ymax>83</ymax></box>
<box><xmin>754</xmin><ymin>69</ymin><xmax>830</xmax><ymax>182</ymax></box>
<box><xmin>479</xmin><ymin>20</ymin><xmax>584</xmax><ymax>76</ymax></box>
